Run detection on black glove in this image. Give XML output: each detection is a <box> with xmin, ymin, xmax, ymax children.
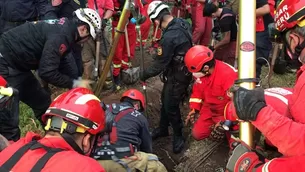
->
<box><xmin>208</xmin><ymin>45</ymin><xmax>215</xmax><ymax>51</ymax></box>
<box><xmin>226</xmin><ymin>141</ymin><xmax>266</xmax><ymax>172</ymax></box>
<box><xmin>232</xmin><ymin>87</ymin><xmax>267</xmax><ymax>121</ymax></box>
<box><xmin>102</xmin><ymin>19</ymin><xmax>107</xmax><ymax>29</ymax></box>
<box><xmin>176</xmin><ymin>0</ymin><xmax>182</xmax><ymax>6</ymax></box>
<box><xmin>113</xmin><ymin>11</ymin><xmax>122</xmax><ymax>20</ymax></box>
<box><xmin>212</xmin><ymin>26</ymin><xmax>220</xmax><ymax>33</ymax></box>
<box><xmin>209</xmin><ymin>122</ymin><xmax>226</xmax><ymax>141</ymax></box>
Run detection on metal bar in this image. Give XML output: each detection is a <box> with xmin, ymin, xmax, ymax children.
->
<box><xmin>237</xmin><ymin>0</ymin><xmax>256</xmax><ymax>148</ymax></box>
<box><xmin>94</xmin><ymin>0</ymin><xmax>131</xmax><ymax>96</ymax></box>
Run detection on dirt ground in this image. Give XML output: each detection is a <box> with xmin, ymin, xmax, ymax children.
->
<box><xmin>96</xmin><ymin>45</ymin><xmax>287</xmax><ymax>171</ymax></box>
<box><xmin>47</xmin><ymin>45</ymin><xmax>287</xmax><ymax>172</ymax></box>
<box><xmin>96</xmin><ymin>49</ymin><xmax>233</xmax><ymax>172</ymax></box>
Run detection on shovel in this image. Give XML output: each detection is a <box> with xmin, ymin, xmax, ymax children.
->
<box><xmin>121</xmin><ymin>25</ymin><xmax>140</xmax><ymax>85</ymax></box>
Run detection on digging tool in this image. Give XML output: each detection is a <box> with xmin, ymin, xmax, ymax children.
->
<box><xmin>121</xmin><ymin>24</ymin><xmax>140</xmax><ymax>85</ymax></box>
<box><xmin>148</xmin><ymin>25</ymin><xmax>159</xmax><ymax>55</ymax></box>
<box><xmin>94</xmin><ymin>0</ymin><xmax>132</xmax><ymax>97</ymax></box>
<box><xmin>267</xmin><ymin>40</ymin><xmax>283</xmax><ymax>88</ymax></box>
<box><xmin>136</xmin><ymin>19</ymin><xmax>149</xmax><ymax>120</ymax></box>
<box><xmin>236</xmin><ymin>0</ymin><xmax>256</xmax><ymax>147</ymax></box>
<box><xmin>94</xmin><ymin>31</ymin><xmax>102</xmax><ymax>80</ymax></box>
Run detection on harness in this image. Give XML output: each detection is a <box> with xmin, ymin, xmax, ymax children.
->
<box><xmin>92</xmin><ymin>104</ymin><xmax>136</xmax><ymax>172</ymax></box>
<box><xmin>0</xmin><ymin>138</ymin><xmax>65</xmax><ymax>172</ymax></box>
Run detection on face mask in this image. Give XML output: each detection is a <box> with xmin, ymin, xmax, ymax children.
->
<box><xmin>192</xmin><ymin>72</ymin><xmax>205</xmax><ymax>78</ymax></box>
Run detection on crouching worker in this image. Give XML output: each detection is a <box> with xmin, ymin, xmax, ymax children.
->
<box><xmin>0</xmin><ymin>88</ymin><xmax>107</xmax><ymax>172</ymax></box>
<box><xmin>91</xmin><ymin>89</ymin><xmax>167</xmax><ymax>172</ymax></box>
<box><xmin>184</xmin><ymin>46</ymin><xmax>238</xmax><ymax>143</ymax></box>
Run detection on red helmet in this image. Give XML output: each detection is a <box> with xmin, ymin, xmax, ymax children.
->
<box><xmin>275</xmin><ymin>0</ymin><xmax>305</xmax><ymax>32</ymax></box>
<box><xmin>0</xmin><ymin>76</ymin><xmax>7</xmax><ymax>87</ymax></box>
<box><xmin>121</xmin><ymin>89</ymin><xmax>145</xmax><ymax>109</ymax></box>
<box><xmin>223</xmin><ymin>101</ymin><xmax>238</xmax><ymax>122</ymax></box>
<box><xmin>42</xmin><ymin>88</ymin><xmax>105</xmax><ymax>135</ymax></box>
<box><xmin>184</xmin><ymin>45</ymin><xmax>214</xmax><ymax>73</ymax></box>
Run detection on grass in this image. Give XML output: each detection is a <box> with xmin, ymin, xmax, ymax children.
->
<box><xmin>19</xmin><ymin>102</ymin><xmax>44</xmax><ymax>136</ymax></box>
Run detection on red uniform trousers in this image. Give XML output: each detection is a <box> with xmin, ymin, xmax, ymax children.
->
<box><xmin>112</xmin><ymin>21</ymin><xmax>136</xmax><ymax>76</ymax></box>
<box><xmin>192</xmin><ymin>110</ymin><xmax>226</xmax><ymax>140</ymax></box>
<box><xmin>191</xmin><ymin>2</ymin><xmax>212</xmax><ymax>45</ymax></box>
<box><xmin>137</xmin><ymin>4</ymin><xmax>151</xmax><ymax>47</ymax></box>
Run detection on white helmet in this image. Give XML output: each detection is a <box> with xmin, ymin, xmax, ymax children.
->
<box><xmin>147</xmin><ymin>1</ymin><xmax>170</xmax><ymax>20</ymax></box>
<box><xmin>74</xmin><ymin>8</ymin><xmax>102</xmax><ymax>39</ymax></box>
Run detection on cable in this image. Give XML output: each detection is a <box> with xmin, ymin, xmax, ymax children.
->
<box><xmin>256</xmin><ymin>57</ymin><xmax>271</xmax><ymax>88</ymax></box>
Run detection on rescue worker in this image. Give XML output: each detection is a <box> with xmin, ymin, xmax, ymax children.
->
<box><xmin>0</xmin><ymin>88</ymin><xmax>106</xmax><ymax>172</ymax></box>
<box><xmin>43</xmin><ymin>0</ymin><xmax>87</xmax><ymax>78</ymax></box>
<box><xmin>92</xmin><ymin>89</ymin><xmax>167</xmax><ymax>172</ymax></box>
<box><xmin>112</xmin><ymin>0</ymin><xmax>137</xmax><ymax>89</ymax></box>
<box><xmin>184</xmin><ymin>45</ymin><xmax>238</xmax><ymax>142</ymax></box>
<box><xmin>255</xmin><ymin>0</ymin><xmax>273</xmax><ymax>80</ymax></box>
<box><xmin>0</xmin><ymin>0</ymin><xmax>46</xmax><ymax>35</ymax></box>
<box><xmin>0</xmin><ymin>76</ymin><xmax>19</xmax><ymax>141</ymax></box>
<box><xmin>136</xmin><ymin>0</ymin><xmax>152</xmax><ymax>49</ymax></box>
<box><xmin>191</xmin><ymin>0</ymin><xmax>212</xmax><ymax>45</ymax></box>
<box><xmin>0</xmin><ymin>8</ymin><xmax>101</xmax><ymax>141</ymax></box>
<box><xmin>82</xmin><ymin>0</ymin><xmax>114</xmax><ymax>85</ymax></box>
<box><xmin>140</xmin><ymin>1</ymin><xmax>193</xmax><ymax>154</ymax></box>
<box><xmin>203</xmin><ymin>2</ymin><xmax>237</xmax><ymax>66</ymax></box>
<box><xmin>225</xmin><ymin>1</ymin><xmax>305</xmax><ymax>170</ymax></box>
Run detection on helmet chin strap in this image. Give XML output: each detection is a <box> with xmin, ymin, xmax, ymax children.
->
<box><xmin>294</xmin><ymin>39</ymin><xmax>305</xmax><ymax>59</ymax></box>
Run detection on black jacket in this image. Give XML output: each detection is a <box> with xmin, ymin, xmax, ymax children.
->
<box><xmin>106</xmin><ymin>102</ymin><xmax>152</xmax><ymax>153</ymax></box>
<box><xmin>142</xmin><ymin>18</ymin><xmax>193</xmax><ymax>84</ymax></box>
<box><xmin>0</xmin><ymin>0</ymin><xmax>47</xmax><ymax>22</ymax></box>
<box><xmin>0</xmin><ymin>18</ymin><xmax>78</xmax><ymax>88</ymax></box>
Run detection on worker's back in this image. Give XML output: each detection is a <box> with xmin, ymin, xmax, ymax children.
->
<box><xmin>0</xmin><ymin>132</ymin><xmax>105</xmax><ymax>172</ymax></box>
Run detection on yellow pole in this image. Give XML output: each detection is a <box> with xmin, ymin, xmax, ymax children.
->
<box><xmin>237</xmin><ymin>0</ymin><xmax>256</xmax><ymax>147</ymax></box>
<box><xmin>94</xmin><ymin>0</ymin><xmax>131</xmax><ymax>96</ymax></box>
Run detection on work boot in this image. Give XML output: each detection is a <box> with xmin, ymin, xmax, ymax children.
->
<box><xmin>103</xmin><ymin>77</ymin><xmax>113</xmax><ymax>90</ymax></box>
<box><xmin>173</xmin><ymin>135</ymin><xmax>185</xmax><ymax>154</ymax></box>
<box><xmin>151</xmin><ymin>127</ymin><xmax>169</xmax><ymax>140</ymax></box>
<box><xmin>113</xmin><ymin>75</ymin><xmax>121</xmax><ymax>91</ymax></box>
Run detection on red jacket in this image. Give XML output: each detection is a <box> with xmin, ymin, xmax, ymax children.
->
<box><xmin>0</xmin><ymin>132</ymin><xmax>105</xmax><ymax>172</ymax></box>
<box><xmin>264</xmin><ymin>87</ymin><xmax>293</xmax><ymax>118</ymax></box>
<box><xmin>252</xmin><ymin>64</ymin><xmax>305</xmax><ymax>156</ymax></box>
<box><xmin>255</xmin><ymin>156</ymin><xmax>305</xmax><ymax>172</ymax></box>
<box><xmin>189</xmin><ymin>60</ymin><xmax>238</xmax><ymax>116</ymax></box>
<box><xmin>88</xmin><ymin>0</ymin><xmax>114</xmax><ymax>18</ymax></box>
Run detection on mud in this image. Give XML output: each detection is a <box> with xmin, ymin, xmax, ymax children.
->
<box><xmin>49</xmin><ymin>48</ymin><xmax>281</xmax><ymax>172</ymax></box>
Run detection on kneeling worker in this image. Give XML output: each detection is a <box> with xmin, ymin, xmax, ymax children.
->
<box><xmin>92</xmin><ymin>89</ymin><xmax>167</xmax><ymax>172</ymax></box>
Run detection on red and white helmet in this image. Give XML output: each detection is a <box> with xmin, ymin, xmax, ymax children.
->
<box><xmin>121</xmin><ymin>89</ymin><xmax>145</xmax><ymax>110</ymax></box>
<box><xmin>42</xmin><ymin>88</ymin><xmax>105</xmax><ymax>135</ymax></box>
<box><xmin>275</xmin><ymin>0</ymin><xmax>305</xmax><ymax>32</ymax></box>
<box><xmin>147</xmin><ymin>1</ymin><xmax>170</xmax><ymax>20</ymax></box>
<box><xmin>184</xmin><ymin>45</ymin><xmax>214</xmax><ymax>73</ymax></box>
<box><xmin>74</xmin><ymin>8</ymin><xmax>102</xmax><ymax>39</ymax></box>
